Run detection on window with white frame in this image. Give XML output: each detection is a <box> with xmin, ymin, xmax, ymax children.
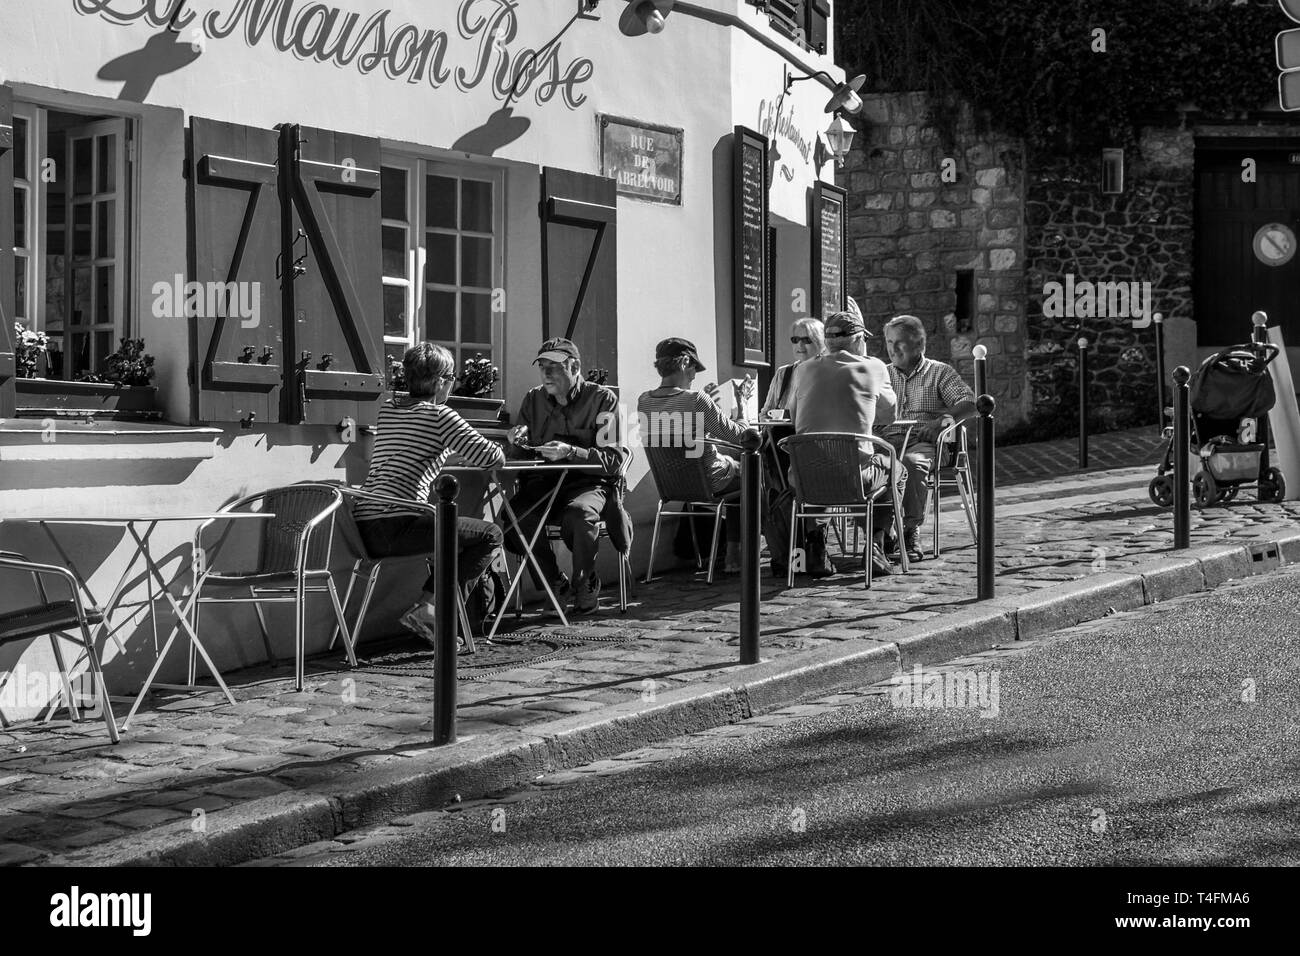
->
<box><xmin>380</xmin><ymin>155</ymin><xmax>503</xmax><ymax>384</ymax></box>
<box><xmin>12</xmin><ymin>103</ymin><xmax>131</xmax><ymax>381</ymax></box>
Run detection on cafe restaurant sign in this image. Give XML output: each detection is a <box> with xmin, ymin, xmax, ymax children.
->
<box><xmin>73</xmin><ymin>0</ymin><xmax>596</xmax><ymax>109</ymax></box>
<box><xmin>599</xmin><ymin>115</ymin><xmax>683</xmax><ymax>205</ymax></box>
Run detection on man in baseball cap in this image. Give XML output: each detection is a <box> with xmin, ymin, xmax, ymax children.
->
<box><xmin>505</xmin><ymin>336</ymin><xmax>625</xmax><ymax>615</ymax></box>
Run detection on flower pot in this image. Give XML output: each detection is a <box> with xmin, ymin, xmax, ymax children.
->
<box><xmin>15</xmin><ymin>378</ymin><xmax>160</xmax><ymax>413</ymax></box>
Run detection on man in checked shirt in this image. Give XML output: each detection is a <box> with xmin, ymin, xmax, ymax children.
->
<box><xmin>877</xmin><ymin>315</ymin><xmax>976</xmax><ymax>563</ymax></box>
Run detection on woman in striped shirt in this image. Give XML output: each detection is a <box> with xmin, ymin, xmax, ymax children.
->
<box><xmin>356</xmin><ymin>343</ymin><xmax>505</xmax><ymax>645</ymax></box>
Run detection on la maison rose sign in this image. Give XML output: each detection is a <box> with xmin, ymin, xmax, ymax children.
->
<box><xmin>599</xmin><ymin>115</ymin><xmax>683</xmax><ymax>205</ymax></box>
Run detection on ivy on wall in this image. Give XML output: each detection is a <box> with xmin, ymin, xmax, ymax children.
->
<box><xmin>836</xmin><ymin>0</ymin><xmax>1280</xmax><ymax>155</ymax></box>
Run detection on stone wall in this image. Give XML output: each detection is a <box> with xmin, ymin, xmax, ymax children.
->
<box><xmin>840</xmin><ymin>92</ymin><xmax>1029</xmax><ymax>425</ymax></box>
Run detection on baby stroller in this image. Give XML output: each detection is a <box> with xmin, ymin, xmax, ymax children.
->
<box><xmin>1148</xmin><ymin>342</ymin><xmax>1286</xmax><ymax>508</ymax></box>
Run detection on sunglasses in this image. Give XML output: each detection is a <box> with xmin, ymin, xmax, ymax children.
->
<box><xmin>790</xmin><ymin>336</ymin><xmax>813</xmax><ymax>345</ymax></box>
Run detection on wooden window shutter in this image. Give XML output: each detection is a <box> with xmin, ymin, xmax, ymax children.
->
<box><xmin>807</xmin><ymin>0</ymin><xmax>830</xmax><ymax>55</ymax></box>
<box><xmin>540</xmin><ymin>168</ymin><xmax>618</xmax><ymax>385</ymax></box>
<box><xmin>187</xmin><ymin>117</ymin><xmax>284</xmax><ymax>424</ymax></box>
<box><xmin>0</xmin><ymin>86</ymin><xmax>16</xmax><ymax>417</ymax></box>
<box><xmin>281</xmin><ymin>124</ymin><xmax>385</xmax><ymax>425</ymax></box>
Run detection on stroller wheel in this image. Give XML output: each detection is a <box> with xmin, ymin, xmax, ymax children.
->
<box><xmin>1193</xmin><ymin>472</ymin><xmax>1217</xmax><ymax>508</ymax></box>
<box><xmin>1259</xmin><ymin>467</ymin><xmax>1286</xmax><ymax>503</ymax></box>
<box><xmin>1219</xmin><ymin>486</ymin><xmax>1239</xmax><ymax>504</ymax></box>
<box><xmin>1148</xmin><ymin>475</ymin><xmax>1174</xmax><ymax>508</ymax></box>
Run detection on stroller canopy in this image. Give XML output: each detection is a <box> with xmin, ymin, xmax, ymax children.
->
<box><xmin>1189</xmin><ymin>347</ymin><xmax>1277</xmax><ymax>420</ymax></box>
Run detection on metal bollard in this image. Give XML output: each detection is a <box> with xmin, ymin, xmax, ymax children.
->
<box><xmin>1172</xmin><ymin>366</ymin><xmax>1191</xmax><ymax>551</ymax></box>
<box><xmin>433</xmin><ymin>474</ymin><xmax>459</xmax><ymax>745</ymax></box>
<box><xmin>1252</xmin><ymin>310</ymin><xmax>1269</xmax><ymax>347</ymax></box>
<box><xmin>977</xmin><ymin>394</ymin><xmax>996</xmax><ymax>601</ymax></box>
<box><xmin>740</xmin><ymin>427</ymin><xmax>762</xmax><ymax>665</ymax></box>
<box><xmin>972</xmin><ymin>343</ymin><xmax>988</xmax><ymax>398</ymax></box>
<box><xmin>1077</xmin><ymin>337</ymin><xmax>1089</xmax><ymax>469</ymax></box>
<box><xmin>1153</xmin><ymin>313</ymin><xmax>1166</xmax><ymax>430</ymax></box>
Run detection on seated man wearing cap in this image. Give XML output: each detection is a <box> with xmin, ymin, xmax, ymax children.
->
<box><xmin>785</xmin><ymin>310</ymin><xmax>898</xmax><ymax>577</ymax></box>
<box><xmin>504</xmin><ymin>338</ymin><xmax>626</xmax><ymax>614</ymax></box>
<box><xmin>877</xmin><ymin>314</ymin><xmax>976</xmax><ymax>564</ymax></box>
<box><xmin>637</xmin><ymin>337</ymin><xmax>749</xmax><ymax>572</ymax></box>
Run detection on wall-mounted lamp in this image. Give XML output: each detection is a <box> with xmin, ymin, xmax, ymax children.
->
<box><xmin>784</xmin><ymin>67</ymin><xmax>867</xmax><ymax>114</ymax></box>
<box><xmin>620</xmin><ymin>0</ymin><xmax>674</xmax><ymax>36</ymax></box>
<box><xmin>823</xmin><ymin>113</ymin><xmax>857</xmax><ymax>168</ymax></box>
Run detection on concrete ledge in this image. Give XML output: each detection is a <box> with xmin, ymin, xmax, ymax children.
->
<box><xmin>1131</xmin><ymin>555</ymin><xmax>1205</xmax><ymax>604</ymax></box>
<box><xmin>735</xmin><ymin>641</ymin><xmax>900</xmax><ymax>715</ymax></box>
<box><xmin>1014</xmin><ymin>572</ymin><xmax>1146</xmax><ymax>641</ymax></box>
<box><xmin>891</xmin><ymin>604</ymin><xmax>1017</xmax><ymax>669</ymax></box>
<box><xmin>1195</xmin><ymin>544</ymin><xmax>1253</xmax><ymax>588</ymax></box>
<box><xmin>1275</xmin><ymin>531</ymin><xmax>1300</xmax><ymax>565</ymax></box>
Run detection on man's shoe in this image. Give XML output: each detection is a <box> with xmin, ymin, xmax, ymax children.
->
<box><xmin>572</xmin><ymin>573</ymin><xmax>601</xmax><ymax>613</ymax></box>
<box><xmin>870</xmin><ymin>543</ymin><xmax>894</xmax><ymax>577</ymax></box>
<box><xmin>902</xmin><ymin>528</ymin><xmax>924</xmax><ymax>564</ymax></box>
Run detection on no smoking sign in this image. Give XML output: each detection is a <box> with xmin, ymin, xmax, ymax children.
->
<box><xmin>1253</xmin><ymin>222</ymin><xmax>1297</xmax><ymax>267</ymax></box>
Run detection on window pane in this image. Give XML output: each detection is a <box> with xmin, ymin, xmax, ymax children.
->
<box><xmin>96</xmin><ymin>266</ymin><xmax>114</xmax><ymax>325</ymax></box>
<box><xmin>14</xmin><ymin>117</ymin><xmax>27</xmax><ymax>181</ymax></box>
<box><xmin>461</xmin><ymin>179</ymin><xmax>492</xmax><ymax>232</ymax></box>
<box><xmin>71</xmin><ymin>333</ymin><xmax>90</xmax><ymax>377</ymax></box>
<box><xmin>381</xmin><ymin>166</ymin><xmax>407</xmax><ymax>222</ymax></box>
<box><xmin>97</xmin><ymin>134</ymin><xmax>116</xmax><ymax>194</ymax></box>
<box><xmin>382</xmin><ymin>225</ymin><xmax>407</xmax><ymax>278</ymax></box>
<box><xmin>15</xmin><ymin>256</ymin><xmax>27</xmax><ymax>320</ymax></box>
<box><xmin>73</xmin><ymin>138</ymin><xmax>93</xmax><ymax>197</ymax></box>
<box><xmin>46</xmin><ymin>256</ymin><xmax>66</xmax><ymax>331</ymax></box>
<box><xmin>425</xmin><ymin>290</ymin><xmax>457</xmax><ymax>341</ymax></box>
<box><xmin>96</xmin><ymin>200</ymin><xmax>115</xmax><ymax>258</ymax></box>
<box><xmin>425</xmin><ymin>232</ymin><xmax>456</xmax><ymax>285</ymax></box>
<box><xmin>383</xmin><ymin>285</ymin><xmax>407</xmax><ymax>338</ymax></box>
<box><xmin>95</xmin><ymin>330</ymin><xmax>113</xmax><ymax>370</ymax></box>
<box><xmin>461</xmin><ymin>236</ymin><xmax>492</xmax><ymax>288</ymax></box>
<box><xmin>73</xmin><ymin>204</ymin><xmax>92</xmax><ymax>258</ymax></box>
<box><xmin>14</xmin><ymin>187</ymin><xmax>25</xmax><ymax>249</ymax></box>
<box><xmin>462</xmin><ymin>292</ymin><xmax>492</xmax><ymax>345</ymax></box>
<box><xmin>72</xmin><ymin>266</ymin><xmax>91</xmax><ymax>325</ymax></box>
<box><xmin>425</xmin><ymin>175</ymin><xmax>457</xmax><ymax>229</ymax></box>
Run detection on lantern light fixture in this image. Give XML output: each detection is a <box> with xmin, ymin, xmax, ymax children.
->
<box><xmin>823</xmin><ymin>113</ymin><xmax>857</xmax><ymax>167</ymax></box>
<box><xmin>620</xmin><ymin>0</ymin><xmax>675</xmax><ymax>36</ymax></box>
<box><xmin>783</xmin><ymin>67</ymin><xmax>867</xmax><ymax>114</ymax></box>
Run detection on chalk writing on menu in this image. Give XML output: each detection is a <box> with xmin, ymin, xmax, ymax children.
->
<box><xmin>819</xmin><ymin>192</ymin><xmax>844</xmax><ymax>315</ymax></box>
<box><xmin>740</xmin><ymin>140</ymin><xmax>765</xmax><ymax>350</ymax></box>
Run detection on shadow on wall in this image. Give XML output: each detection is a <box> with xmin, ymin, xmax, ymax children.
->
<box><xmin>451</xmin><ymin>106</ymin><xmax>533</xmax><ymax>156</ymax></box>
<box><xmin>98</xmin><ymin>28</ymin><xmax>203</xmax><ymax>102</ymax></box>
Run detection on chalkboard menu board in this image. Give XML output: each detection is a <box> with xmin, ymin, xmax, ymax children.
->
<box><xmin>811</xmin><ymin>180</ymin><xmax>847</xmax><ymax>319</ymax></box>
<box><xmin>733</xmin><ymin>126</ymin><xmax>769</xmax><ymax>368</ymax></box>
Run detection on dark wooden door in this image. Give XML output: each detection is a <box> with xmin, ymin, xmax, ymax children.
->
<box><xmin>1195</xmin><ymin>144</ymin><xmax>1300</xmax><ymax>346</ymax></box>
<box><xmin>188</xmin><ymin>117</ymin><xmax>284</xmax><ymax>424</ymax></box>
<box><xmin>540</xmin><ymin>167</ymin><xmax>617</xmax><ymax>385</ymax></box>
<box><xmin>281</xmin><ymin>123</ymin><xmax>385</xmax><ymax>425</ymax></box>
<box><xmin>0</xmin><ymin>86</ymin><xmax>15</xmax><ymax>416</ymax></box>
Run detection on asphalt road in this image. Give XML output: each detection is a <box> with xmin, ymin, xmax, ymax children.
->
<box><xmin>257</xmin><ymin>567</ymin><xmax>1300</xmax><ymax>866</ymax></box>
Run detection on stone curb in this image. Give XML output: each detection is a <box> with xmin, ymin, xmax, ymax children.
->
<box><xmin>43</xmin><ymin>529</ymin><xmax>1300</xmax><ymax>867</ymax></box>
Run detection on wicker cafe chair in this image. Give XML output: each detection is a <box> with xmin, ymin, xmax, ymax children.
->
<box><xmin>190</xmin><ymin>484</ymin><xmax>356</xmax><ymax>692</ymax></box>
<box><xmin>0</xmin><ymin>551</ymin><xmax>119</xmax><ymax>743</ymax></box>
<box><xmin>642</xmin><ymin>442</ymin><xmax>741</xmax><ymax>586</ymax></box>
<box><xmin>326</xmin><ymin>484</ymin><xmax>477</xmax><ymax>653</ymax></box>
<box><xmin>778</xmin><ymin>433</ymin><xmax>909</xmax><ymax>589</ymax></box>
<box><xmin>930</xmin><ymin>415</ymin><xmax>978</xmax><ymax>557</ymax></box>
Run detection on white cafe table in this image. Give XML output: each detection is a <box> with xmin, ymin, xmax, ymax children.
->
<box><xmin>443</xmin><ymin>460</ymin><xmax>604</xmax><ymax>639</ymax></box>
<box><xmin>0</xmin><ymin>513</ymin><xmax>273</xmax><ymax>730</ymax></box>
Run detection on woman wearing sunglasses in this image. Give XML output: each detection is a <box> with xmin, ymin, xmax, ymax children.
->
<box><xmin>760</xmin><ymin>317</ymin><xmax>826</xmax><ymax>420</ymax></box>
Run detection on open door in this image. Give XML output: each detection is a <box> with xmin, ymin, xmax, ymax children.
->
<box><xmin>540</xmin><ymin>167</ymin><xmax>617</xmax><ymax>384</ymax></box>
<box><xmin>0</xmin><ymin>86</ymin><xmax>15</xmax><ymax>416</ymax></box>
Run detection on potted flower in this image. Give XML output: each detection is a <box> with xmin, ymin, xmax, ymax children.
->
<box><xmin>447</xmin><ymin>353</ymin><xmax>505</xmax><ymax>424</ymax></box>
<box><xmin>13</xmin><ymin>322</ymin><xmax>49</xmax><ymax>378</ymax></box>
<box><xmin>101</xmin><ymin>338</ymin><xmax>156</xmax><ymax>387</ymax></box>
<box><xmin>20</xmin><ymin>336</ymin><xmax>159</xmax><ymax>415</ymax></box>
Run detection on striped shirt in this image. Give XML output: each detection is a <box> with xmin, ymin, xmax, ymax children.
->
<box><xmin>637</xmin><ymin>387</ymin><xmax>747</xmax><ymax>491</ymax></box>
<box><xmin>355</xmin><ymin>397</ymin><xmax>505</xmax><ymax>521</ymax></box>
<box><xmin>884</xmin><ymin>356</ymin><xmax>975</xmax><ymax>426</ymax></box>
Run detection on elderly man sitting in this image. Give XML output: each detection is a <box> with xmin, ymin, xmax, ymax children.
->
<box><xmin>877</xmin><ymin>314</ymin><xmax>976</xmax><ymax>563</ymax></box>
<box><xmin>785</xmin><ymin>310</ymin><xmax>897</xmax><ymax>577</ymax></box>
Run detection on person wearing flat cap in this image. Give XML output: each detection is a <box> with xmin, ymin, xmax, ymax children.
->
<box><xmin>784</xmin><ymin>310</ymin><xmax>898</xmax><ymax>577</ymax></box>
<box><xmin>504</xmin><ymin>338</ymin><xmax>626</xmax><ymax>614</ymax></box>
<box><xmin>637</xmin><ymin>337</ymin><xmax>750</xmax><ymax>572</ymax></box>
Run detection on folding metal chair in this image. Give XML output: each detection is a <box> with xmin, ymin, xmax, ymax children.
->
<box><xmin>930</xmin><ymin>415</ymin><xmax>978</xmax><ymax>557</ymax></box>
<box><xmin>642</xmin><ymin>443</ymin><xmax>741</xmax><ymax>585</ymax></box>
<box><xmin>778</xmin><ymin>433</ymin><xmax>908</xmax><ymax>588</ymax></box>
<box><xmin>0</xmin><ymin>550</ymin><xmax>119</xmax><ymax>742</ymax></box>
<box><xmin>190</xmin><ymin>484</ymin><xmax>355</xmax><ymax>692</ymax></box>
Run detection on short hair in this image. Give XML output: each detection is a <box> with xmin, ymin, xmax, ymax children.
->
<box><xmin>654</xmin><ymin>353</ymin><xmax>696</xmax><ymax>377</ymax></box>
<box><xmin>403</xmin><ymin>342</ymin><xmax>454</xmax><ymax>397</ymax></box>
<box><xmin>884</xmin><ymin>314</ymin><xmax>927</xmax><ymax>349</ymax></box>
<box><xmin>791</xmin><ymin>317</ymin><xmax>826</xmax><ymax>355</ymax></box>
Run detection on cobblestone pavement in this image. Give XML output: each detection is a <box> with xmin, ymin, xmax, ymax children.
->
<box><xmin>997</xmin><ymin>425</ymin><xmax>1164</xmax><ymax>485</ymax></box>
<box><xmin>0</xmin><ymin>430</ymin><xmax>1289</xmax><ymax>865</ymax></box>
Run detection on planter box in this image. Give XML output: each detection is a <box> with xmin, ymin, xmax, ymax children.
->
<box><xmin>446</xmin><ymin>395</ymin><xmax>506</xmax><ymax>423</ymax></box>
<box><xmin>16</xmin><ymin>378</ymin><xmax>160</xmax><ymax>413</ymax></box>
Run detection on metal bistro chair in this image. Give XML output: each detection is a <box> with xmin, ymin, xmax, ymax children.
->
<box><xmin>929</xmin><ymin>415</ymin><xmax>979</xmax><ymax>557</ymax></box>
<box><xmin>190</xmin><ymin>484</ymin><xmax>356</xmax><ymax>692</ymax></box>
<box><xmin>643</xmin><ymin>442</ymin><xmax>742</xmax><ymax>585</ymax></box>
<box><xmin>327</xmin><ymin>484</ymin><xmax>478</xmax><ymax>653</ymax></box>
<box><xmin>778</xmin><ymin>433</ymin><xmax>909</xmax><ymax>589</ymax></box>
<box><xmin>0</xmin><ymin>550</ymin><xmax>119</xmax><ymax>743</ymax></box>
